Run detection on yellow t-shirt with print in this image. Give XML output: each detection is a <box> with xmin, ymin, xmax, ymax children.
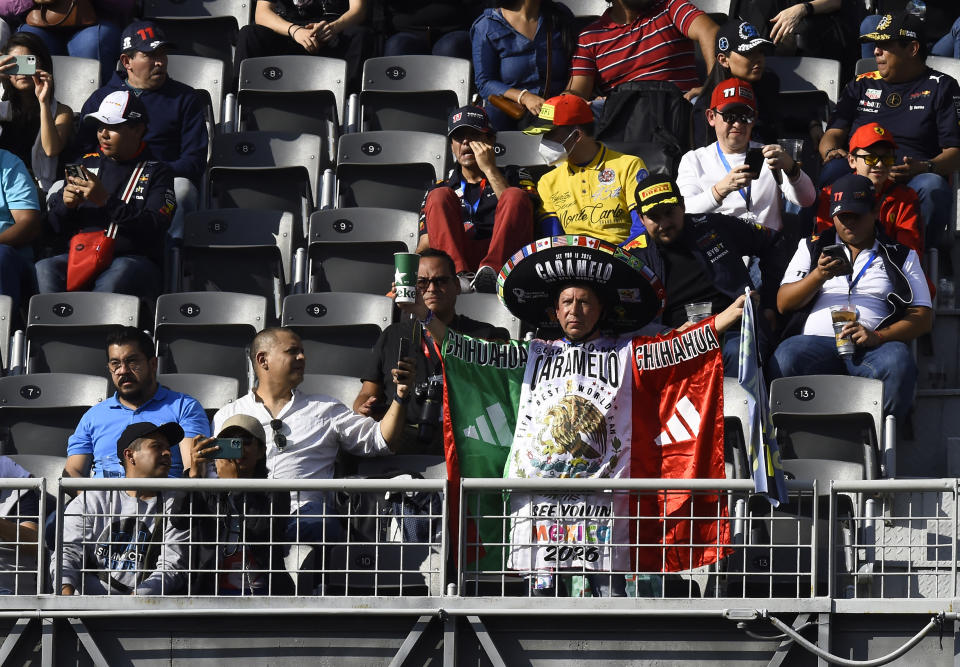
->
<box><xmin>535</xmin><ymin>144</ymin><xmax>648</xmax><ymax>244</ymax></box>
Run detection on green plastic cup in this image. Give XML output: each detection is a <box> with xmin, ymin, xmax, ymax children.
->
<box><xmin>394</xmin><ymin>252</ymin><xmax>420</xmax><ymax>304</ymax></box>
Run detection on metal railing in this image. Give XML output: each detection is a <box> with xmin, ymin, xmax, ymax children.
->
<box><xmin>0</xmin><ymin>476</ymin><xmax>951</xmax><ymax>603</ymax></box>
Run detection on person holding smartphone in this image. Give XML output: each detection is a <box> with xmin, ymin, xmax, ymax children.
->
<box><xmin>677</xmin><ymin>77</ymin><xmax>816</xmax><ymax>233</ymax></box>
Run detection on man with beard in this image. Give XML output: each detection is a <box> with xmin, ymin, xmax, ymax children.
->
<box><xmin>62</xmin><ymin>327</ymin><xmax>210</xmax><ymax>479</ymax></box>
<box><xmin>566</xmin><ymin>0</ymin><xmax>719</xmax><ymax>101</ymax></box>
<box><xmin>58</xmin><ymin>421</ymin><xmax>191</xmax><ymax>595</ymax></box>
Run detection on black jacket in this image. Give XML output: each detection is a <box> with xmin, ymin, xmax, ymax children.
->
<box><xmin>626</xmin><ymin>212</ymin><xmax>788</xmax><ymax>315</ymax></box>
<box><xmin>47</xmin><ymin>145</ymin><xmax>176</xmax><ymax>266</ymax></box>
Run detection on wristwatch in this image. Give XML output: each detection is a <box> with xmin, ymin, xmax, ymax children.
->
<box><xmin>924</xmin><ymin>160</ymin><xmax>936</xmax><ymax>174</ymax></box>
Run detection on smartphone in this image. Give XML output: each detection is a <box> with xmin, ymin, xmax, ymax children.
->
<box><xmin>398</xmin><ymin>336</ymin><xmax>410</xmax><ymax>362</ymax></box>
<box><xmin>745</xmin><ymin>147</ymin><xmax>765</xmax><ymax>178</ymax></box>
<box><xmin>65</xmin><ymin>164</ymin><xmax>86</xmax><ymax>181</ymax></box>
<box><xmin>209</xmin><ymin>438</ymin><xmax>243</xmax><ymax>459</ymax></box>
<box><xmin>821</xmin><ymin>244</ymin><xmax>854</xmax><ymax>276</ymax></box>
<box><xmin>7</xmin><ymin>55</ymin><xmax>36</xmax><ymax>76</ymax></box>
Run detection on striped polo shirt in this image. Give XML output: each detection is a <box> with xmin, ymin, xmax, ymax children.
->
<box><xmin>571</xmin><ymin>0</ymin><xmax>705</xmax><ymax>94</ymax></box>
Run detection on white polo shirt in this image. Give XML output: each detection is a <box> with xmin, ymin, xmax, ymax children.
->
<box><xmin>212</xmin><ymin>389</ymin><xmax>391</xmax><ymax>509</ymax></box>
<box><xmin>780</xmin><ymin>238</ymin><xmax>932</xmax><ymax>337</ymax></box>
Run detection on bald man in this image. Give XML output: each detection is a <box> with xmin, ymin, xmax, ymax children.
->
<box><xmin>212</xmin><ymin>327</ymin><xmax>413</xmax><ymax>540</ymax></box>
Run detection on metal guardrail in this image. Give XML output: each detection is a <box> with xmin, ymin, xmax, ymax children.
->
<box><xmin>0</xmin><ymin>477</ymin><xmax>953</xmax><ymax>604</ymax></box>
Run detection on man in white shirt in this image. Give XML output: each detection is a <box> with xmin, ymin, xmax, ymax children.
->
<box><xmin>677</xmin><ymin>78</ymin><xmax>816</xmax><ymax>231</ymax></box>
<box><xmin>770</xmin><ymin>174</ymin><xmax>932</xmax><ymax>420</ymax></box>
<box><xmin>212</xmin><ymin>327</ymin><xmax>413</xmax><ymax>541</ymax></box>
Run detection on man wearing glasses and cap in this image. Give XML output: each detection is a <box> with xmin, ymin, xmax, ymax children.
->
<box><xmin>677</xmin><ymin>77</ymin><xmax>815</xmax><ymax>233</ymax></box>
<box><xmin>212</xmin><ymin>327</ymin><xmax>414</xmax><ymax>542</ymax></box>
<box><xmin>416</xmin><ymin>105</ymin><xmax>536</xmax><ymax>294</ymax></box>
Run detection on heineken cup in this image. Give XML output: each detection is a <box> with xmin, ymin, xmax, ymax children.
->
<box><xmin>394</xmin><ymin>252</ymin><xmax>420</xmax><ymax>304</ymax></box>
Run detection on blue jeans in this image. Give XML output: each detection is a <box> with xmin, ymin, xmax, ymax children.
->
<box><xmin>35</xmin><ymin>253</ymin><xmax>161</xmax><ymax>300</ymax></box>
<box><xmin>284</xmin><ymin>498</ymin><xmax>344</xmax><ymax>543</ymax></box>
<box><xmin>861</xmin><ymin>15</ymin><xmax>960</xmax><ymax>59</ymax></box>
<box><xmin>18</xmin><ymin>21</ymin><xmax>122</xmax><ymax>85</ymax></box>
<box><xmin>0</xmin><ymin>244</ymin><xmax>36</xmax><ymax>308</ymax></box>
<box><xmin>768</xmin><ymin>334</ymin><xmax>917</xmax><ymax>420</ymax></box>
<box><xmin>383</xmin><ymin>30</ymin><xmax>471</xmax><ymax>59</ymax></box>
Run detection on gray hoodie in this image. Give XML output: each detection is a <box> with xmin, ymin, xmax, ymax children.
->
<box><xmin>56</xmin><ymin>489</ymin><xmax>189</xmax><ymax>595</ymax></box>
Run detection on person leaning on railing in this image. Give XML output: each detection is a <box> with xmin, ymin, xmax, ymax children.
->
<box><xmin>187</xmin><ymin>414</ymin><xmax>294</xmax><ymax>596</ymax></box>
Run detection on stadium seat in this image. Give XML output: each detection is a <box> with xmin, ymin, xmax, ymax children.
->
<box><xmin>176</xmin><ymin>209</ymin><xmax>296</xmax><ymax>322</ymax></box>
<box><xmin>454</xmin><ymin>293</ymin><xmax>522</xmax><ymax>340</ymax></box>
<box><xmin>154</xmin><ymin>292</ymin><xmax>267</xmax><ymax>393</ymax></box>
<box><xmin>281</xmin><ymin>293</ymin><xmax>392</xmax><ymax>377</ymax></box>
<box><xmin>8</xmin><ymin>453</ymin><xmax>68</xmax><ymax>506</ymax></box>
<box><xmin>304</xmin><ymin>207</ymin><xmax>418</xmax><ymax>294</ymax></box>
<box><xmin>769</xmin><ymin>375</ymin><xmax>889</xmax><ymax>480</ymax></box>
<box><xmin>157</xmin><ymin>373</ymin><xmax>240</xmax><ymax>419</ymax></box>
<box><xmin>493</xmin><ymin>131</ymin><xmax>550</xmax><ymax>180</ymax></box>
<box><xmin>50</xmin><ymin>56</ymin><xmax>99</xmax><ymax>119</ymax></box>
<box><xmin>236</xmin><ymin>56</ymin><xmax>346</xmax><ymax>166</ymax></box>
<box><xmin>206</xmin><ymin>131</ymin><xmax>323</xmax><ymax>237</ymax></box>
<box><xmin>0</xmin><ymin>295</ymin><xmax>12</xmax><ymax>373</ymax></box>
<box><xmin>334</xmin><ymin>130</ymin><xmax>447</xmax><ymax>211</ymax></box>
<box><xmin>356</xmin><ymin>55</ymin><xmax>471</xmax><ymax>133</ymax></box>
<box><xmin>721</xmin><ymin>377</ymin><xmax>751</xmax><ymax>480</ymax></box>
<box><xmin>297</xmin><ymin>373</ymin><xmax>361</xmax><ymax>407</ymax></box>
<box><xmin>855</xmin><ymin>57</ymin><xmax>877</xmax><ymax>75</ymax></box>
<box><xmin>141</xmin><ymin>0</ymin><xmax>250</xmax><ymax>82</ymax></box>
<box><xmin>603</xmin><ymin>140</ymin><xmax>673</xmax><ymax>176</ymax></box>
<box><xmin>690</xmin><ymin>0</ymin><xmax>729</xmax><ymax>13</ymax></box>
<box><xmin>166</xmin><ymin>54</ymin><xmax>226</xmax><ymax>134</ymax></box>
<box><xmin>23</xmin><ymin>293</ymin><xmax>139</xmax><ymax>377</ymax></box>
<box><xmin>927</xmin><ymin>56</ymin><xmax>960</xmax><ymax>86</ymax></box>
<box><xmin>554</xmin><ymin>0</ymin><xmax>608</xmax><ymax>17</ymax></box>
<box><xmin>0</xmin><ymin>374</ymin><xmax>109</xmax><ymax>456</ymax></box>
<box><xmin>765</xmin><ymin>56</ymin><xmax>842</xmax><ymax>105</ymax></box>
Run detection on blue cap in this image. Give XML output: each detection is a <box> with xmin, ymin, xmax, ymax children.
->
<box><xmin>120</xmin><ymin>20</ymin><xmax>175</xmax><ymax>53</ymax></box>
<box><xmin>830</xmin><ymin>174</ymin><xmax>875</xmax><ymax>217</ymax></box>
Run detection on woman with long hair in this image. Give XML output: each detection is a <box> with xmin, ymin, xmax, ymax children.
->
<box><xmin>0</xmin><ymin>31</ymin><xmax>73</xmax><ymax>192</ymax></box>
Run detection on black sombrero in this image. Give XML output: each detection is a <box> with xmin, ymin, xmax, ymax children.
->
<box><xmin>496</xmin><ymin>235</ymin><xmax>666</xmax><ymax>332</ymax></box>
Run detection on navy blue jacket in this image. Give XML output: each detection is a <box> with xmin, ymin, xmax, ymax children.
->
<box><xmin>48</xmin><ymin>146</ymin><xmax>176</xmax><ymax>266</ymax></box>
<box><xmin>76</xmin><ymin>73</ymin><xmax>208</xmax><ymax>186</ymax></box>
<box><xmin>625</xmin><ymin>212</ymin><xmax>788</xmax><ymax>316</ymax></box>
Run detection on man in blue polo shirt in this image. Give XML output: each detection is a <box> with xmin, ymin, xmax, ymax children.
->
<box><xmin>62</xmin><ymin>327</ymin><xmax>210</xmax><ymax>479</ymax></box>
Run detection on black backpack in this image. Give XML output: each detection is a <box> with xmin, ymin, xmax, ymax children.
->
<box><xmin>594</xmin><ymin>80</ymin><xmax>694</xmax><ymax>177</ymax></box>
<box><xmin>336</xmin><ymin>471</ymin><xmax>442</xmax><ymax>544</ymax></box>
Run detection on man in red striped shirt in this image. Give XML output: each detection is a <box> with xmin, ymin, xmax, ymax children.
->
<box><xmin>566</xmin><ymin>0</ymin><xmax>719</xmax><ymax>101</ymax></box>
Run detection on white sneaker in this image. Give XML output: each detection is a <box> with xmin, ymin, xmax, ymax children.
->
<box><xmin>457</xmin><ymin>272</ymin><xmax>475</xmax><ymax>293</ymax></box>
<box><xmin>471</xmin><ymin>265</ymin><xmax>497</xmax><ymax>294</ymax></box>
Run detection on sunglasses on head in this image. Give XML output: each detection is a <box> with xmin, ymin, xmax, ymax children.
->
<box><xmin>715</xmin><ymin>110</ymin><xmax>755</xmax><ymax>125</ymax></box>
<box><xmin>852</xmin><ymin>152</ymin><xmax>895</xmax><ymax>167</ymax></box>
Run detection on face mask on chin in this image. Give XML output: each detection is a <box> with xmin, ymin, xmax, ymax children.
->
<box><xmin>538</xmin><ymin>130</ymin><xmax>576</xmax><ymax>166</ymax></box>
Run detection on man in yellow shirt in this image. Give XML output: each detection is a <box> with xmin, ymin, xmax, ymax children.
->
<box><xmin>525</xmin><ymin>94</ymin><xmax>649</xmax><ymax>245</ymax></box>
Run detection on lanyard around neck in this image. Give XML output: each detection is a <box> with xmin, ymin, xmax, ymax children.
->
<box><xmin>716</xmin><ymin>143</ymin><xmax>751</xmax><ymax>210</ymax></box>
<box><xmin>847</xmin><ymin>248</ymin><xmax>879</xmax><ymax>296</ymax></box>
<box><xmin>459</xmin><ymin>177</ymin><xmax>487</xmax><ymax>215</ymax></box>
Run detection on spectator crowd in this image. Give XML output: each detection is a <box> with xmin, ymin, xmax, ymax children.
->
<box><xmin>0</xmin><ymin>0</ymin><xmax>953</xmax><ymax>596</ymax></box>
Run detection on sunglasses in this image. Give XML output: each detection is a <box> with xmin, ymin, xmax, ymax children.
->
<box><xmin>270</xmin><ymin>419</ymin><xmax>286</xmax><ymax>451</ymax></box>
<box><xmin>416</xmin><ymin>276</ymin><xmax>453</xmax><ymax>289</ymax></box>
<box><xmin>715</xmin><ymin>110</ymin><xmax>755</xmax><ymax>125</ymax></box>
<box><xmin>852</xmin><ymin>152</ymin><xmax>895</xmax><ymax>167</ymax></box>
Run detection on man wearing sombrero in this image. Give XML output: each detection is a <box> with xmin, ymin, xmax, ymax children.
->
<box><xmin>399</xmin><ymin>235</ymin><xmax>745</xmax><ymax>596</ymax></box>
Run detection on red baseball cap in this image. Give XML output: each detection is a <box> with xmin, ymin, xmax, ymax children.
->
<box><xmin>523</xmin><ymin>94</ymin><xmax>594</xmax><ymax>135</ymax></box>
<box><xmin>710</xmin><ymin>78</ymin><xmax>757</xmax><ymax>113</ymax></box>
<box><xmin>848</xmin><ymin>122</ymin><xmax>897</xmax><ymax>152</ymax></box>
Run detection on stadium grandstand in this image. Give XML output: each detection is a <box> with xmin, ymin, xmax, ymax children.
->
<box><xmin>0</xmin><ymin>0</ymin><xmax>958</xmax><ymax>663</ymax></box>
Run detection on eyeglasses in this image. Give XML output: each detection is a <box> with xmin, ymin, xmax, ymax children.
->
<box><xmin>270</xmin><ymin>419</ymin><xmax>286</xmax><ymax>451</ymax></box>
<box><xmin>852</xmin><ymin>152</ymin><xmax>895</xmax><ymax>167</ymax></box>
<box><xmin>107</xmin><ymin>356</ymin><xmax>145</xmax><ymax>373</ymax></box>
<box><xmin>416</xmin><ymin>276</ymin><xmax>453</xmax><ymax>289</ymax></box>
<box><xmin>715</xmin><ymin>110</ymin><xmax>755</xmax><ymax>125</ymax></box>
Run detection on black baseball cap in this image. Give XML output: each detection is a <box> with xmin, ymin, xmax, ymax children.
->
<box><xmin>859</xmin><ymin>11</ymin><xmax>924</xmax><ymax>43</ymax></box>
<box><xmin>635</xmin><ymin>174</ymin><xmax>683</xmax><ymax>216</ymax></box>
<box><xmin>717</xmin><ymin>20</ymin><xmax>773</xmax><ymax>55</ymax></box>
<box><xmin>116</xmin><ymin>421</ymin><xmax>184</xmax><ymax>460</ymax></box>
<box><xmin>120</xmin><ymin>20</ymin><xmax>175</xmax><ymax>54</ymax></box>
<box><xmin>830</xmin><ymin>174</ymin><xmax>875</xmax><ymax>217</ymax></box>
<box><xmin>447</xmin><ymin>106</ymin><xmax>492</xmax><ymax>136</ymax></box>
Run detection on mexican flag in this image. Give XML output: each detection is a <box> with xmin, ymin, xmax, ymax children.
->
<box><xmin>442</xmin><ymin>322</ymin><xmax>730</xmax><ymax>574</ymax></box>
